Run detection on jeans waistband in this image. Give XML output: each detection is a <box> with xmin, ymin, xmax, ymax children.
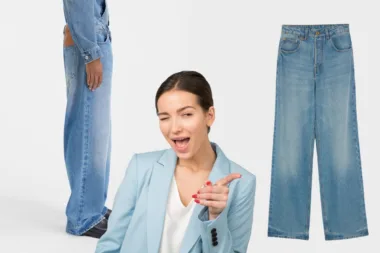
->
<box><xmin>281</xmin><ymin>24</ymin><xmax>349</xmax><ymax>39</ymax></box>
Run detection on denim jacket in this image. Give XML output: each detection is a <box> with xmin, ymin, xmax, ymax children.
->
<box><xmin>63</xmin><ymin>0</ymin><xmax>110</xmax><ymax>64</ymax></box>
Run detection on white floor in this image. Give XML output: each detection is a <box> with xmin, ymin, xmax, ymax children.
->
<box><xmin>0</xmin><ymin>193</ymin><xmax>100</xmax><ymax>252</ymax></box>
<box><xmin>1</xmin><ymin>158</ymin><xmax>378</xmax><ymax>253</ymax></box>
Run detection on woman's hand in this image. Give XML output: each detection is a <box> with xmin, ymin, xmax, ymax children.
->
<box><xmin>192</xmin><ymin>173</ymin><xmax>241</xmax><ymax>220</ymax></box>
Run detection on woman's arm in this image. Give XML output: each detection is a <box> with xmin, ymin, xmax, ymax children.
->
<box><xmin>95</xmin><ymin>154</ymin><xmax>139</xmax><ymax>253</ymax></box>
<box><xmin>198</xmin><ymin>175</ymin><xmax>256</xmax><ymax>253</ymax></box>
<box><xmin>62</xmin><ymin>0</ymin><xmax>103</xmax><ymax>63</ymax></box>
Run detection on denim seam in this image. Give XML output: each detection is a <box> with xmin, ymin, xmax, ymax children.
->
<box><xmin>268</xmin><ymin>226</ymin><xmax>308</xmax><ymax>235</ymax></box>
<box><xmin>268</xmin><ymin>48</ymin><xmax>281</xmax><ymax>227</ymax></box>
<box><xmin>282</xmin><ymin>25</ymin><xmax>349</xmax><ymax>38</ymax></box>
<box><xmin>268</xmin><ymin>234</ymin><xmax>309</xmax><ymax>240</ymax></box>
<box><xmin>350</xmin><ymin>52</ymin><xmax>368</xmax><ymax>224</ymax></box>
<box><xmin>305</xmin><ymin>87</ymin><xmax>315</xmax><ymax>234</ymax></box>
<box><xmin>327</xmin><ymin>227</ymin><xmax>368</xmax><ymax>236</ymax></box>
<box><xmin>76</xmin><ymin>82</ymin><xmax>93</xmax><ymax>227</ymax></box>
<box><xmin>314</xmin><ymin>46</ymin><xmax>330</xmax><ymax>234</ymax></box>
<box><xmin>268</xmin><ymin>226</ymin><xmax>309</xmax><ymax>240</ymax></box>
<box><xmin>308</xmin><ymin>36</ymin><xmax>317</xmax><ymax>233</ymax></box>
<box><xmin>325</xmin><ymin>229</ymin><xmax>369</xmax><ymax>240</ymax></box>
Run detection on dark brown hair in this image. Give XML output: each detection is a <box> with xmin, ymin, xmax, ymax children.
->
<box><xmin>155</xmin><ymin>71</ymin><xmax>214</xmax><ymax>132</ymax></box>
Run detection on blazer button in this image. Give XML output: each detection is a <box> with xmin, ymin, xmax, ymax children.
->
<box><xmin>212</xmin><ymin>241</ymin><xmax>218</xmax><ymax>246</ymax></box>
<box><xmin>211</xmin><ymin>232</ymin><xmax>217</xmax><ymax>238</ymax></box>
<box><xmin>211</xmin><ymin>228</ymin><xmax>216</xmax><ymax>233</ymax></box>
<box><xmin>212</xmin><ymin>237</ymin><xmax>218</xmax><ymax>242</ymax></box>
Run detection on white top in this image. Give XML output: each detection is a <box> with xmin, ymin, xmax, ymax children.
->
<box><xmin>159</xmin><ymin>177</ymin><xmax>196</xmax><ymax>253</ymax></box>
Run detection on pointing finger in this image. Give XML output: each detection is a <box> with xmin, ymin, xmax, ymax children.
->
<box><xmin>216</xmin><ymin>173</ymin><xmax>241</xmax><ymax>186</ymax></box>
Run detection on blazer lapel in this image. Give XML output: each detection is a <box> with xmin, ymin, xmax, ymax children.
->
<box><xmin>180</xmin><ymin>143</ymin><xmax>231</xmax><ymax>253</ymax></box>
<box><xmin>147</xmin><ymin>148</ymin><xmax>177</xmax><ymax>253</ymax></box>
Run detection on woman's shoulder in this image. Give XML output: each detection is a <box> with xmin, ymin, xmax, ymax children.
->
<box><xmin>133</xmin><ymin>148</ymin><xmax>169</xmax><ymax>165</ymax></box>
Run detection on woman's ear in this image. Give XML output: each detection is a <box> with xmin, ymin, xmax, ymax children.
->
<box><xmin>206</xmin><ymin>106</ymin><xmax>215</xmax><ymax>127</ymax></box>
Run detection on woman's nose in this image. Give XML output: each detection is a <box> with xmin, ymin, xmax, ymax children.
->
<box><xmin>171</xmin><ymin>119</ymin><xmax>183</xmax><ymax>133</ymax></box>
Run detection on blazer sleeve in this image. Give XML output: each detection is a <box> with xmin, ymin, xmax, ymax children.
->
<box><xmin>198</xmin><ymin>175</ymin><xmax>256</xmax><ymax>253</ymax></box>
<box><xmin>95</xmin><ymin>154</ymin><xmax>139</xmax><ymax>253</ymax></box>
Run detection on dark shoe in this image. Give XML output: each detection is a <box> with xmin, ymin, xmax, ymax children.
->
<box><xmin>81</xmin><ymin>218</ymin><xmax>108</xmax><ymax>239</ymax></box>
<box><xmin>104</xmin><ymin>208</ymin><xmax>112</xmax><ymax>220</ymax></box>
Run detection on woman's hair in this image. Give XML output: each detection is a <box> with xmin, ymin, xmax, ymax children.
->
<box><xmin>155</xmin><ymin>70</ymin><xmax>214</xmax><ymax>133</ymax></box>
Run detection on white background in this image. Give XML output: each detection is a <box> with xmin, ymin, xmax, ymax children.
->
<box><xmin>0</xmin><ymin>0</ymin><xmax>378</xmax><ymax>252</ymax></box>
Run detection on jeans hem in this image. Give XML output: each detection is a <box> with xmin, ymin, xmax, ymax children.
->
<box><xmin>325</xmin><ymin>229</ymin><xmax>369</xmax><ymax>240</ymax></box>
<box><xmin>268</xmin><ymin>227</ymin><xmax>309</xmax><ymax>240</ymax></box>
<box><xmin>66</xmin><ymin>207</ymin><xmax>108</xmax><ymax>235</ymax></box>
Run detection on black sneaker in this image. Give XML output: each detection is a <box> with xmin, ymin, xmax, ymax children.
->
<box><xmin>81</xmin><ymin>218</ymin><xmax>108</xmax><ymax>239</ymax></box>
<box><xmin>104</xmin><ymin>209</ymin><xmax>112</xmax><ymax>220</ymax></box>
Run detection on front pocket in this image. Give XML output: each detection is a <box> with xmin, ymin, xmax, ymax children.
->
<box><xmin>96</xmin><ymin>28</ymin><xmax>110</xmax><ymax>44</ymax></box>
<box><xmin>280</xmin><ymin>38</ymin><xmax>301</xmax><ymax>54</ymax></box>
<box><xmin>329</xmin><ymin>33</ymin><xmax>352</xmax><ymax>52</ymax></box>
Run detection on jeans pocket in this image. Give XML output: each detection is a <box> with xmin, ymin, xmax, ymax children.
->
<box><xmin>96</xmin><ymin>28</ymin><xmax>111</xmax><ymax>45</ymax></box>
<box><xmin>279</xmin><ymin>37</ymin><xmax>301</xmax><ymax>54</ymax></box>
<box><xmin>329</xmin><ymin>33</ymin><xmax>352</xmax><ymax>52</ymax></box>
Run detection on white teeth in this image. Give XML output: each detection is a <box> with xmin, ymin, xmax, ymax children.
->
<box><xmin>173</xmin><ymin>138</ymin><xmax>187</xmax><ymax>141</ymax></box>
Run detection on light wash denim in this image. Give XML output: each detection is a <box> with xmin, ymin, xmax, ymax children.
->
<box><xmin>268</xmin><ymin>24</ymin><xmax>369</xmax><ymax>240</ymax></box>
<box><xmin>62</xmin><ymin>0</ymin><xmax>113</xmax><ymax>235</ymax></box>
<box><xmin>63</xmin><ymin>0</ymin><xmax>109</xmax><ymax>64</ymax></box>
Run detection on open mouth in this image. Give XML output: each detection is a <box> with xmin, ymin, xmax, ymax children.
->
<box><xmin>172</xmin><ymin>137</ymin><xmax>190</xmax><ymax>151</ymax></box>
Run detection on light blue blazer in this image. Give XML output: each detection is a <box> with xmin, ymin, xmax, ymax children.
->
<box><xmin>95</xmin><ymin>143</ymin><xmax>256</xmax><ymax>253</ymax></box>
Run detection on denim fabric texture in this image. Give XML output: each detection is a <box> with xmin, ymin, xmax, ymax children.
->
<box><xmin>62</xmin><ymin>0</ymin><xmax>113</xmax><ymax>235</ymax></box>
<box><xmin>268</xmin><ymin>24</ymin><xmax>369</xmax><ymax>240</ymax></box>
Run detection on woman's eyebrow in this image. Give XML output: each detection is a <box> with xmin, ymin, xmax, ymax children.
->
<box><xmin>157</xmin><ymin>106</ymin><xmax>195</xmax><ymax>116</ymax></box>
<box><xmin>177</xmin><ymin>106</ymin><xmax>195</xmax><ymax>112</ymax></box>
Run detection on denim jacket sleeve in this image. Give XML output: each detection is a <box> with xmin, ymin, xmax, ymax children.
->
<box><xmin>198</xmin><ymin>175</ymin><xmax>256</xmax><ymax>253</ymax></box>
<box><xmin>63</xmin><ymin>0</ymin><xmax>103</xmax><ymax>64</ymax></box>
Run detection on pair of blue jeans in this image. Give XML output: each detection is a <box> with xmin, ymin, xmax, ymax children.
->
<box><xmin>268</xmin><ymin>24</ymin><xmax>369</xmax><ymax>240</ymax></box>
<box><xmin>62</xmin><ymin>17</ymin><xmax>113</xmax><ymax>235</ymax></box>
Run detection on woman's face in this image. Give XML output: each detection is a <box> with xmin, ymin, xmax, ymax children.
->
<box><xmin>157</xmin><ymin>90</ymin><xmax>215</xmax><ymax>160</ymax></box>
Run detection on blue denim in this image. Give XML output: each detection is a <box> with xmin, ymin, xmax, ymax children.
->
<box><xmin>63</xmin><ymin>0</ymin><xmax>109</xmax><ymax>64</ymax></box>
<box><xmin>268</xmin><ymin>24</ymin><xmax>369</xmax><ymax>240</ymax></box>
<box><xmin>62</xmin><ymin>1</ymin><xmax>113</xmax><ymax>235</ymax></box>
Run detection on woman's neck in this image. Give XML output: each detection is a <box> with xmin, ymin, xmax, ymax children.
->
<box><xmin>177</xmin><ymin>141</ymin><xmax>216</xmax><ymax>173</ymax></box>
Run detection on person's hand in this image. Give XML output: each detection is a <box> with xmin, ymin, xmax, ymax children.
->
<box><xmin>86</xmin><ymin>58</ymin><xmax>103</xmax><ymax>91</ymax></box>
<box><xmin>192</xmin><ymin>173</ymin><xmax>242</xmax><ymax>220</ymax></box>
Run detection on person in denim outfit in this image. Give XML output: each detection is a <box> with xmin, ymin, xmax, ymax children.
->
<box><xmin>62</xmin><ymin>0</ymin><xmax>113</xmax><ymax>239</ymax></box>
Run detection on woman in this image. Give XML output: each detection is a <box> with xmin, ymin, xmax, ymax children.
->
<box><xmin>95</xmin><ymin>71</ymin><xmax>256</xmax><ymax>253</ymax></box>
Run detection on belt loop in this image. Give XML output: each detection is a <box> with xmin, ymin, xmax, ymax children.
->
<box><xmin>305</xmin><ymin>27</ymin><xmax>309</xmax><ymax>40</ymax></box>
<box><xmin>325</xmin><ymin>28</ymin><xmax>330</xmax><ymax>40</ymax></box>
<box><xmin>301</xmin><ymin>27</ymin><xmax>305</xmax><ymax>40</ymax></box>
